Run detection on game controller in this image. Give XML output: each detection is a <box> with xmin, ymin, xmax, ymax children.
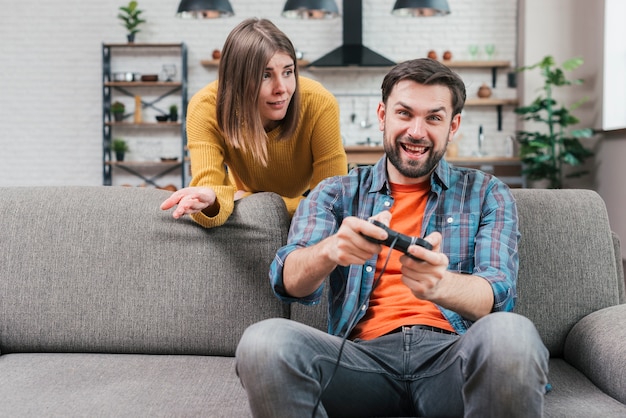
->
<box><xmin>362</xmin><ymin>219</ymin><xmax>433</xmax><ymax>259</ymax></box>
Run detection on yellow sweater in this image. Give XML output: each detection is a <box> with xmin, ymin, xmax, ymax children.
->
<box><xmin>187</xmin><ymin>76</ymin><xmax>347</xmax><ymax>228</ymax></box>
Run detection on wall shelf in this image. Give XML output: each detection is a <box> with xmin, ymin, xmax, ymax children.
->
<box><xmin>466</xmin><ymin>98</ymin><xmax>518</xmax><ymax>131</ymax></box>
<box><xmin>105</xmin><ymin>121</ymin><xmax>182</xmax><ymax>127</ymax></box>
<box><xmin>104</xmin><ymin>81</ymin><xmax>182</xmax><ymax>87</ymax></box>
<box><xmin>443</xmin><ymin>60</ymin><xmax>512</xmax><ymax>88</ymax></box>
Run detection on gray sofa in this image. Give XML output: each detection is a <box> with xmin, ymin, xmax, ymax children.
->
<box><xmin>0</xmin><ymin>186</ymin><xmax>624</xmax><ymax>417</ymax></box>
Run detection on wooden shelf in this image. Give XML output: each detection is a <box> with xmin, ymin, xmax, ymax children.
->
<box><xmin>106</xmin><ymin>121</ymin><xmax>181</xmax><ymax>127</ymax></box>
<box><xmin>106</xmin><ymin>160</ymin><xmax>182</xmax><ymax>167</ymax></box>
<box><xmin>103</xmin><ymin>43</ymin><xmax>184</xmax><ymax>48</ymax></box>
<box><xmin>105</xmin><ymin>81</ymin><xmax>182</xmax><ymax>87</ymax></box>
<box><xmin>442</xmin><ymin>60</ymin><xmax>511</xmax><ymax>68</ymax></box>
<box><xmin>466</xmin><ymin>98</ymin><xmax>519</xmax><ymax>131</ymax></box>
<box><xmin>466</xmin><ymin>98</ymin><xmax>518</xmax><ymax>106</ymax></box>
<box><xmin>447</xmin><ymin>156</ymin><xmax>520</xmax><ymax>165</ymax></box>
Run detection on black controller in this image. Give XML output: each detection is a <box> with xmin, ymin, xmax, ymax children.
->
<box><xmin>362</xmin><ymin>219</ymin><xmax>433</xmax><ymax>260</ymax></box>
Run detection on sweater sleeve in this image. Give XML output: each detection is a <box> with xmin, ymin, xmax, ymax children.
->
<box><xmin>186</xmin><ymin>82</ymin><xmax>236</xmax><ymax>228</ymax></box>
<box><xmin>304</xmin><ymin>79</ymin><xmax>348</xmax><ymax>191</ymax></box>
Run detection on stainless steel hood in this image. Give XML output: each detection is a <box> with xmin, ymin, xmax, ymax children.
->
<box><xmin>309</xmin><ymin>0</ymin><xmax>395</xmax><ymax>67</ymax></box>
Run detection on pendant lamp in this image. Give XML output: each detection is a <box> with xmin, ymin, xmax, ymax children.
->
<box><xmin>282</xmin><ymin>0</ymin><xmax>339</xmax><ymax>19</ymax></box>
<box><xmin>176</xmin><ymin>0</ymin><xmax>234</xmax><ymax>18</ymax></box>
<box><xmin>392</xmin><ymin>0</ymin><xmax>450</xmax><ymax>17</ymax></box>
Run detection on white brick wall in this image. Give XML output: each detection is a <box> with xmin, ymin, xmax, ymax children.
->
<box><xmin>0</xmin><ymin>0</ymin><xmax>517</xmax><ymax>187</ymax></box>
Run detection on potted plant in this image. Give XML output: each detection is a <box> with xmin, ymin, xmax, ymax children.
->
<box><xmin>514</xmin><ymin>55</ymin><xmax>594</xmax><ymax>189</ymax></box>
<box><xmin>117</xmin><ymin>1</ymin><xmax>146</xmax><ymax>43</ymax></box>
<box><xmin>112</xmin><ymin>138</ymin><xmax>130</xmax><ymax>162</ymax></box>
<box><xmin>169</xmin><ymin>104</ymin><xmax>178</xmax><ymax>122</ymax></box>
<box><xmin>111</xmin><ymin>101</ymin><xmax>125</xmax><ymax>122</ymax></box>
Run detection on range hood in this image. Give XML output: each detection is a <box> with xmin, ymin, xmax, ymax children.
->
<box><xmin>309</xmin><ymin>0</ymin><xmax>395</xmax><ymax>67</ymax></box>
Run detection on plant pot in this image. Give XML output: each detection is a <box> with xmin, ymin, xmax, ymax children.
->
<box><xmin>113</xmin><ymin>112</ymin><xmax>124</xmax><ymax>122</ymax></box>
<box><xmin>127</xmin><ymin>33</ymin><xmax>135</xmax><ymax>43</ymax></box>
<box><xmin>116</xmin><ymin>151</ymin><xmax>125</xmax><ymax>162</ymax></box>
<box><xmin>169</xmin><ymin>113</ymin><xmax>178</xmax><ymax>122</ymax></box>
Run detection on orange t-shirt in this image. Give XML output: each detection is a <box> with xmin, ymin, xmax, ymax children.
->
<box><xmin>351</xmin><ymin>181</ymin><xmax>454</xmax><ymax>340</ymax></box>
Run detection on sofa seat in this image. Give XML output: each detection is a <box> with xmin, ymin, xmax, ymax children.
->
<box><xmin>0</xmin><ymin>353</ymin><xmax>250</xmax><ymax>417</ymax></box>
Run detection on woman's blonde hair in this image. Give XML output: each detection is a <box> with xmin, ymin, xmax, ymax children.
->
<box><xmin>216</xmin><ymin>18</ymin><xmax>301</xmax><ymax>166</ymax></box>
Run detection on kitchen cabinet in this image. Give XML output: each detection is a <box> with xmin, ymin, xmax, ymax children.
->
<box><xmin>102</xmin><ymin>42</ymin><xmax>188</xmax><ymax>188</ymax></box>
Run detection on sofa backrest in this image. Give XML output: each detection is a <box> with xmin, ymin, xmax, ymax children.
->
<box><xmin>292</xmin><ymin>189</ymin><xmax>624</xmax><ymax>357</ymax></box>
<box><xmin>512</xmin><ymin>188</ymin><xmax>622</xmax><ymax>356</ymax></box>
<box><xmin>0</xmin><ymin>187</ymin><xmax>290</xmax><ymax>357</ymax></box>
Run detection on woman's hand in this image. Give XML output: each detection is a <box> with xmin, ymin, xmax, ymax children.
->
<box><xmin>160</xmin><ymin>187</ymin><xmax>217</xmax><ymax>219</ymax></box>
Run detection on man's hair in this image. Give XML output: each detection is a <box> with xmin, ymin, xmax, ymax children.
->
<box><xmin>216</xmin><ymin>18</ymin><xmax>301</xmax><ymax>166</ymax></box>
<box><xmin>381</xmin><ymin>58</ymin><xmax>466</xmax><ymax>116</ymax></box>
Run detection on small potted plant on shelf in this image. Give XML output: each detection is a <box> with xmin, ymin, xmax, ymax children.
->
<box><xmin>112</xmin><ymin>138</ymin><xmax>130</xmax><ymax>162</ymax></box>
<box><xmin>117</xmin><ymin>1</ymin><xmax>146</xmax><ymax>43</ymax></box>
<box><xmin>111</xmin><ymin>101</ymin><xmax>125</xmax><ymax>122</ymax></box>
<box><xmin>169</xmin><ymin>104</ymin><xmax>178</xmax><ymax>122</ymax></box>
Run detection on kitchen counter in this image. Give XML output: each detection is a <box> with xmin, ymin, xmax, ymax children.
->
<box><xmin>344</xmin><ymin>146</ymin><xmax>524</xmax><ymax>187</ymax></box>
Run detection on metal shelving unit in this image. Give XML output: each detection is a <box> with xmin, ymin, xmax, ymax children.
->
<box><xmin>102</xmin><ymin>42</ymin><xmax>188</xmax><ymax>188</ymax></box>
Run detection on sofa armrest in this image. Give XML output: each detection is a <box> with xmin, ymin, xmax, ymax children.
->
<box><xmin>564</xmin><ymin>304</ymin><xmax>626</xmax><ymax>404</ymax></box>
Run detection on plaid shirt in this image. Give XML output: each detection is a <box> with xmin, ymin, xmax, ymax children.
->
<box><xmin>269</xmin><ymin>157</ymin><xmax>520</xmax><ymax>337</ymax></box>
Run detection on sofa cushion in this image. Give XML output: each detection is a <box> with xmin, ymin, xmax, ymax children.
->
<box><xmin>544</xmin><ymin>359</ymin><xmax>626</xmax><ymax>417</ymax></box>
<box><xmin>0</xmin><ymin>353</ymin><xmax>251</xmax><ymax>417</ymax></box>
<box><xmin>0</xmin><ymin>187</ymin><xmax>290</xmax><ymax>356</ymax></box>
<box><xmin>512</xmin><ymin>189</ymin><xmax>621</xmax><ymax>356</ymax></box>
<box><xmin>564</xmin><ymin>304</ymin><xmax>626</xmax><ymax>404</ymax></box>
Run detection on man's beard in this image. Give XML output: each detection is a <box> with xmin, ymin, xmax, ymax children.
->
<box><xmin>384</xmin><ymin>135</ymin><xmax>447</xmax><ymax>179</ymax></box>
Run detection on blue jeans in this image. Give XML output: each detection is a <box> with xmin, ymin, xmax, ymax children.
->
<box><xmin>236</xmin><ymin>312</ymin><xmax>549</xmax><ymax>417</ymax></box>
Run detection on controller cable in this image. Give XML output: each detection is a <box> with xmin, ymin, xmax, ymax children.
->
<box><xmin>311</xmin><ymin>236</ymin><xmax>399</xmax><ymax>418</ymax></box>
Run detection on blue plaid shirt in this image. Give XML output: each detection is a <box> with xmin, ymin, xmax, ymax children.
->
<box><xmin>269</xmin><ymin>157</ymin><xmax>520</xmax><ymax>337</ymax></box>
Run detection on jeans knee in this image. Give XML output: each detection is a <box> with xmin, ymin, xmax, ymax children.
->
<box><xmin>472</xmin><ymin>312</ymin><xmax>548</xmax><ymax>374</ymax></box>
<box><xmin>238</xmin><ymin>317</ymin><xmax>288</xmax><ymax>349</ymax></box>
<box><xmin>236</xmin><ymin>318</ymin><xmax>290</xmax><ymax>371</ymax></box>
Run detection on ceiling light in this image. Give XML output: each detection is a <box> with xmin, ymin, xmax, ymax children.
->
<box><xmin>392</xmin><ymin>0</ymin><xmax>450</xmax><ymax>17</ymax></box>
<box><xmin>176</xmin><ymin>0</ymin><xmax>234</xmax><ymax>19</ymax></box>
<box><xmin>282</xmin><ymin>0</ymin><xmax>339</xmax><ymax>19</ymax></box>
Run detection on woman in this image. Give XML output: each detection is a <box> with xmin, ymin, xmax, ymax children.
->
<box><xmin>160</xmin><ymin>18</ymin><xmax>347</xmax><ymax>228</ymax></box>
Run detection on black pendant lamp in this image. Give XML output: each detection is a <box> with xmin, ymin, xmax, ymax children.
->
<box><xmin>282</xmin><ymin>0</ymin><xmax>339</xmax><ymax>19</ymax></box>
<box><xmin>176</xmin><ymin>0</ymin><xmax>234</xmax><ymax>18</ymax></box>
<box><xmin>392</xmin><ymin>0</ymin><xmax>450</xmax><ymax>17</ymax></box>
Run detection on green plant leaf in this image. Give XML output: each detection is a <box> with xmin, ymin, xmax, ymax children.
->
<box><xmin>562</xmin><ymin>57</ymin><xmax>584</xmax><ymax>71</ymax></box>
<box><xmin>513</xmin><ymin>55</ymin><xmax>594</xmax><ymax>188</ymax></box>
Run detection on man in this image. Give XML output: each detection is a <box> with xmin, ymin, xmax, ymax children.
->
<box><xmin>236</xmin><ymin>58</ymin><xmax>549</xmax><ymax>417</ymax></box>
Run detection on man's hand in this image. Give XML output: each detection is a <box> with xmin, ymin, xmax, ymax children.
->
<box><xmin>326</xmin><ymin>211</ymin><xmax>392</xmax><ymax>267</ymax></box>
<box><xmin>282</xmin><ymin>211</ymin><xmax>392</xmax><ymax>298</ymax></box>
<box><xmin>400</xmin><ymin>232</ymin><xmax>494</xmax><ymax>320</ymax></box>
<box><xmin>160</xmin><ymin>187</ymin><xmax>217</xmax><ymax>219</ymax></box>
<box><xmin>400</xmin><ymin>232</ymin><xmax>449</xmax><ymax>299</ymax></box>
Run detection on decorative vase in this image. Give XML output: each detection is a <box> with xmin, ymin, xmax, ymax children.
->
<box><xmin>477</xmin><ymin>83</ymin><xmax>492</xmax><ymax>98</ymax></box>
